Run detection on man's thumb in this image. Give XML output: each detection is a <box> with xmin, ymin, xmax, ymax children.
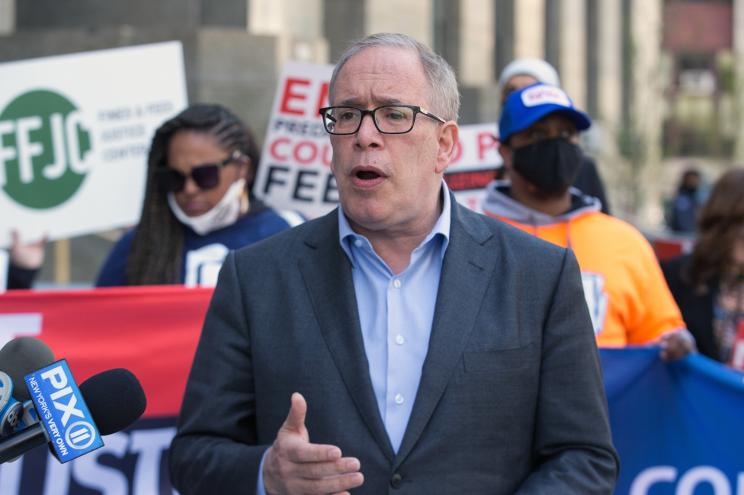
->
<box><xmin>283</xmin><ymin>392</ymin><xmax>307</xmax><ymax>432</ymax></box>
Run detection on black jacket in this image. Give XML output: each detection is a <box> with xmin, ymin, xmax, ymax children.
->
<box><xmin>7</xmin><ymin>264</ymin><xmax>39</xmax><ymax>290</ymax></box>
<box><xmin>661</xmin><ymin>254</ymin><xmax>720</xmax><ymax>361</ymax></box>
<box><xmin>574</xmin><ymin>156</ymin><xmax>611</xmax><ymax>215</ymax></box>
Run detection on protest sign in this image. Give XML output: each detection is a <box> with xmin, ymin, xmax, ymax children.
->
<box><xmin>0</xmin><ymin>42</ymin><xmax>188</xmax><ymax>247</ymax></box>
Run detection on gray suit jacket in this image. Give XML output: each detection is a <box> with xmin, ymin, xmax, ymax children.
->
<box><xmin>170</xmin><ymin>198</ymin><xmax>618</xmax><ymax>494</ymax></box>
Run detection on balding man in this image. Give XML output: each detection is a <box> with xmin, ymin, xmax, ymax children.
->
<box><xmin>171</xmin><ymin>34</ymin><xmax>618</xmax><ymax>495</ymax></box>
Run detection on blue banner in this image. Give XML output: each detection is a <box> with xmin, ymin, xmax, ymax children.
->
<box><xmin>601</xmin><ymin>348</ymin><xmax>744</xmax><ymax>495</ymax></box>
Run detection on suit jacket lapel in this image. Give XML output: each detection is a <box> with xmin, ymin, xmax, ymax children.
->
<box><xmin>394</xmin><ymin>200</ymin><xmax>497</xmax><ymax>467</ymax></box>
<box><xmin>298</xmin><ymin>211</ymin><xmax>395</xmax><ymax>461</ymax></box>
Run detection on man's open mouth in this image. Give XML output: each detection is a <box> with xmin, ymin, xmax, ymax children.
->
<box><xmin>356</xmin><ymin>170</ymin><xmax>381</xmax><ymax>180</ymax></box>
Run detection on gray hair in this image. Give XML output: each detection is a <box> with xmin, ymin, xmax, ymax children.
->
<box><xmin>329</xmin><ymin>33</ymin><xmax>460</xmax><ymax>122</ymax></box>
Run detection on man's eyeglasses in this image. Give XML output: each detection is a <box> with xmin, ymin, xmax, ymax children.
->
<box><xmin>318</xmin><ymin>105</ymin><xmax>445</xmax><ymax>135</ymax></box>
<box><xmin>157</xmin><ymin>150</ymin><xmax>242</xmax><ymax>193</ymax></box>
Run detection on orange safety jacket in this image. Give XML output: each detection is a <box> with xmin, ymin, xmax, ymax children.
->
<box><xmin>482</xmin><ymin>182</ymin><xmax>685</xmax><ymax>347</ymax></box>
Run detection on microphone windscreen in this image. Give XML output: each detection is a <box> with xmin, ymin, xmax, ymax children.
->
<box><xmin>0</xmin><ymin>338</ymin><xmax>55</xmax><ymax>401</ymax></box>
<box><xmin>79</xmin><ymin>368</ymin><xmax>147</xmax><ymax>435</ymax></box>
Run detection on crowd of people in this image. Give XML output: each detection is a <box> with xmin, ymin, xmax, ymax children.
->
<box><xmin>3</xmin><ymin>31</ymin><xmax>744</xmax><ymax>494</ymax></box>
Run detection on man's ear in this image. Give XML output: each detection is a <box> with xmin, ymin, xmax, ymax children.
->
<box><xmin>435</xmin><ymin>121</ymin><xmax>459</xmax><ymax>174</ymax></box>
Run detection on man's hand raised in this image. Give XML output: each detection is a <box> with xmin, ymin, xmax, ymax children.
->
<box><xmin>263</xmin><ymin>393</ymin><xmax>364</xmax><ymax>495</ymax></box>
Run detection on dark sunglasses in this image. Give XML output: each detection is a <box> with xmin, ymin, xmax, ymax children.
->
<box><xmin>157</xmin><ymin>150</ymin><xmax>243</xmax><ymax>193</ymax></box>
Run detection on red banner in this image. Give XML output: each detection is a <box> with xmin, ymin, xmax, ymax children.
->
<box><xmin>0</xmin><ymin>286</ymin><xmax>212</xmax><ymax>417</ymax></box>
<box><xmin>0</xmin><ymin>286</ymin><xmax>213</xmax><ymax>494</ymax></box>
<box><xmin>3</xmin><ymin>287</ymin><xmax>743</xmax><ymax>495</ymax></box>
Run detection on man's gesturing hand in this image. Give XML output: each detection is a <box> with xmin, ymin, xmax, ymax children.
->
<box><xmin>263</xmin><ymin>393</ymin><xmax>364</xmax><ymax>495</ymax></box>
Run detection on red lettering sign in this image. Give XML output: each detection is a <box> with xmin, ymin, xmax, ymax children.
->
<box><xmin>280</xmin><ymin>78</ymin><xmax>312</xmax><ymax>116</ymax></box>
<box><xmin>477</xmin><ymin>132</ymin><xmax>499</xmax><ymax>160</ymax></box>
<box><xmin>269</xmin><ymin>136</ymin><xmax>291</xmax><ymax>161</ymax></box>
<box><xmin>316</xmin><ymin>82</ymin><xmax>330</xmax><ymax>114</ymax></box>
<box><xmin>268</xmin><ymin>136</ymin><xmax>333</xmax><ymax>167</ymax></box>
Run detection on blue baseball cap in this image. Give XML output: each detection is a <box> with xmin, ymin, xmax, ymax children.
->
<box><xmin>499</xmin><ymin>82</ymin><xmax>591</xmax><ymax>143</ymax></box>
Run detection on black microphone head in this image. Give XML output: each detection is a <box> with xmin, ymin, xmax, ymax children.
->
<box><xmin>79</xmin><ymin>368</ymin><xmax>147</xmax><ymax>435</ymax></box>
<box><xmin>0</xmin><ymin>337</ymin><xmax>55</xmax><ymax>402</ymax></box>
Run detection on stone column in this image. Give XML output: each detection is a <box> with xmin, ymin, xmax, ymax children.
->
<box><xmin>0</xmin><ymin>0</ymin><xmax>14</xmax><ymax>35</ymax></box>
<box><xmin>629</xmin><ymin>0</ymin><xmax>664</xmax><ymax>226</ymax></box>
<box><xmin>583</xmin><ymin>0</ymin><xmax>624</xmax><ymax>214</ymax></box>
<box><xmin>595</xmin><ymin>0</ymin><xmax>622</xmax><ymax>131</ymax></box>
<box><xmin>459</xmin><ymin>0</ymin><xmax>500</xmax><ymax>124</ymax></box>
<box><xmin>557</xmin><ymin>0</ymin><xmax>586</xmax><ymax>109</ymax></box>
<box><xmin>733</xmin><ymin>0</ymin><xmax>744</xmax><ymax>162</ymax></box>
<box><xmin>459</xmin><ymin>0</ymin><xmax>494</xmax><ymax>87</ymax></box>
<box><xmin>324</xmin><ymin>0</ymin><xmax>366</xmax><ymax>61</ymax></box>
<box><xmin>513</xmin><ymin>0</ymin><xmax>544</xmax><ymax>59</ymax></box>
<box><xmin>365</xmin><ymin>0</ymin><xmax>433</xmax><ymax>47</ymax></box>
<box><xmin>249</xmin><ymin>0</ymin><xmax>328</xmax><ymax>63</ymax></box>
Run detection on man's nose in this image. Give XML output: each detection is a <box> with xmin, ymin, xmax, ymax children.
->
<box><xmin>355</xmin><ymin>112</ymin><xmax>382</xmax><ymax>147</ymax></box>
<box><xmin>546</xmin><ymin>129</ymin><xmax>562</xmax><ymax>139</ymax></box>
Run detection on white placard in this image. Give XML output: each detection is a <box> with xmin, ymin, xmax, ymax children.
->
<box><xmin>0</xmin><ymin>41</ymin><xmax>188</xmax><ymax>247</ymax></box>
<box><xmin>253</xmin><ymin>61</ymin><xmax>336</xmax><ymax>218</ymax></box>
<box><xmin>444</xmin><ymin>123</ymin><xmax>502</xmax><ymax>213</ymax></box>
<box><xmin>254</xmin><ymin>61</ymin><xmax>503</xmax><ymax>218</ymax></box>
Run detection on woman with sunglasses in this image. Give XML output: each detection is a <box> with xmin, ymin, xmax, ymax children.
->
<box><xmin>96</xmin><ymin>104</ymin><xmax>302</xmax><ymax>287</ymax></box>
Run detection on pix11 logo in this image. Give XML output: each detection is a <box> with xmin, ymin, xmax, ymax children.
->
<box><xmin>25</xmin><ymin>359</ymin><xmax>103</xmax><ymax>462</ymax></box>
<box><xmin>0</xmin><ymin>89</ymin><xmax>93</xmax><ymax>209</ymax></box>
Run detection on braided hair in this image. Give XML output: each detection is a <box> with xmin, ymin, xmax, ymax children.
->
<box><xmin>125</xmin><ymin>104</ymin><xmax>260</xmax><ymax>285</ymax></box>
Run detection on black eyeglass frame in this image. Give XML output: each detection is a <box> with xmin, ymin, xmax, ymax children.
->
<box><xmin>157</xmin><ymin>149</ymin><xmax>243</xmax><ymax>193</ymax></box>
<box><xmin>318</xmin><ymin>105</ymin><xmax>446</xmax><ymax>135</ymax></box>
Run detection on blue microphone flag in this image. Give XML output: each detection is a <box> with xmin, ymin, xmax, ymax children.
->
<box><xmin>24</xmin><ymin>359</ymin><xmax>103</xmax><ymax>462</ymax></box>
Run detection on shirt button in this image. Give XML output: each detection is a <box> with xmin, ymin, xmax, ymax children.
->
<box><xmin>354</xmin><ymin>239</ymin><xmax>363</xmax><ymax>248</ymax></box>
<box><xmin>393</xmin><ymin>279</ymin><xmax>401</xmax><ymax>289</ymax></box>
<box><xmin>390</xmin><ymin>472</ymin><xmax>403</xmax><ymax>488</ymax></box>
<box><xmin>395</xmin><ymin>334</ymin><xmax>405</xmax><ymax>345</ymax></box>
<box><xmin>394</xmin><ymin>393</ymin><xmax>404</xmax><ymax>405</ymax></box>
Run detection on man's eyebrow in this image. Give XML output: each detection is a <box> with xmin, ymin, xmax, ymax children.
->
<box><xmin>337</xmin><ymin>98</ymin><xmax>363</xmax><ymax>107</ymax></box>
<box><xmin>336</xmin><ymin>97</ymin><xmax>407</xmax><ymax>107</ymax></box>
<box><xmin>376</xmin><ymin>97</ymin><xmax>405</xmax><ymax>106</ymax></box>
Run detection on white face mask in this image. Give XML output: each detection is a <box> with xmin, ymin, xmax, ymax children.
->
<box><xmin>167</xmin><ymin>178</ymin><xmax>247</xmax><ymax>235</ymax></box>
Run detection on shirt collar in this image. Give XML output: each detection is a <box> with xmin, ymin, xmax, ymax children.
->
<box><xmin>338</xmin><ymin>181</ymin><xmax>452</xmax><ymax>266</ymax></box>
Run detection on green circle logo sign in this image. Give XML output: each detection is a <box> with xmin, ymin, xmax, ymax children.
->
<box><xmin>0</xmin><ymin>89</ymin><xmax>92</xmax><ymax>209</ymax></box>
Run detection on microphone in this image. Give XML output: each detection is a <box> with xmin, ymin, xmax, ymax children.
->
<box><xmin>0</xmin><ymin>338</ymin><xmax>55</xmax><ymax>435</ymax></box>
<box><xmin>0</xmin><ymin>337</ymin><xmax>55</xmax><ymax>402</ymax></box>
<box><xmin>0</xmin><ymin>373</ymin><xmax>23</xmax><ymax>436</ymax></box>
<box><xmin>78</xmin><ymin>368</ymin><xmax>148</xmax><ymax>435</ymax></box>
<box><xmin>0</xmin><ymin>367</ymin><xmax>147</xmax><ymax>463</ymax></box>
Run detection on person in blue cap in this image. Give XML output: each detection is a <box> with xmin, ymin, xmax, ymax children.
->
<box><xmin>482</xmin><ymin>82</ymin><xmax>695</xmax><ymax>358</ymax></box>
<box><xmin>498</xmin><ymin>58</ymin><xmax>611</xmax><ymax>214</ymax></box>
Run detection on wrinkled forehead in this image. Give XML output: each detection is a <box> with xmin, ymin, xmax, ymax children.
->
<box><xmin>332</xmin><ymin>46</ymin><xmax>430</xmax><ymax>105</ymax></box>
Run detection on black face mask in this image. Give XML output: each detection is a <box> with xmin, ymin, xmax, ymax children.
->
<box><xmin>512</xmin><ymin>138</ymin><xmax>583</xmax><ymax>195</ymax></box>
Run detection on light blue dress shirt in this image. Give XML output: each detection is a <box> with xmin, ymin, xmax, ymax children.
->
<box><xmin>257</xmin><ymin>184</ymin><xmax>451</xmax><ymax>492</ymax></box>
<box><xmin>337</xmin><ymin>184</ymin><xmax>451</xmax><ymax>452</ymax></box>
